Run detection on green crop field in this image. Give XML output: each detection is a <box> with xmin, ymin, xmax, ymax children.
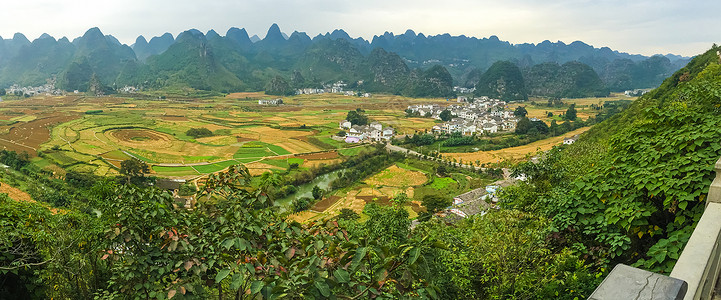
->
<box><xmin>234</xmin><ymin>147</ymin><xmax>275</xmax><ymax>159</ymax></box>
<box><xmin>1</xmin><ymin>92</ymin><xmax>454</xmax><ymax>178</ymax></box>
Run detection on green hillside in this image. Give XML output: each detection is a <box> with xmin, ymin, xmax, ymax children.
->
<box><xmin>474</xmin><ymin>60</ymin><xmax>528</xmax><ymax>101</ymax></box>
<box><xmin>524</xmin><ymin>61</ymin><xmax>610</xmax><ymax>98</ymax></box>
<box><xmin>505</xmin><ymin>46</ymin><xmax>721</xmax><ymax>275</ymax></box>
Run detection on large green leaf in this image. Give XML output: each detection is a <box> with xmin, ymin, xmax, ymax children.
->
<box><xmin>215</xmin><ymin>269</ymin><xmax>231</xmax><ymax>283</ymax></box>
<box><xmin>334</xmin><ymin>269</ymin><xmax>350</xmax><ymax>283</ymax></box>
<box><xmin>315</xmin><ymin>280</ymin><xmax>331</xmax><ymax>297</ymax></box>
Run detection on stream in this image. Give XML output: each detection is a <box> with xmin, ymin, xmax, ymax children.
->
<box><xmin>275</xmin><ymin>169</ymin><xmax>343</xmax><ymax>211</ymax></box>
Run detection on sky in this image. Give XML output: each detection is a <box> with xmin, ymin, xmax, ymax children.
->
<box><xmin>0</xmin><ymin>0</ymin><xmax>718</xmax><ymax>57</ymax></box>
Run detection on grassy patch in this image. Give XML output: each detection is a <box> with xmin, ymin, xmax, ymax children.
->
<box><xmin>101</xmin><ymin>150</ymin><xmax>131</xmax><ymax>160</ymax></box>
<box><xmin>339</xmin><ymin>146</ymin><xmax>369</xmax><ymax>157</ymax></box>
<box><xmin>193</xmin><ymin>163</ymin><xmax>227</xmax><ymax>174</ymax></box>
<box><xmin>262</xmin><ymin>159</ymin><xmax>289</xmax><ymax>169</ymax></box>
<box><xmin>152</xmin><ymin>166</ymin><xmax>199</xmax><ymax>176</ymax></box>
<box><xmin>395</xmin><ymin>162</ymin><xmax>427</xmax><ymax>173</ymax></box>
<box><xmin>288</xmin><ymin>158</ymin><xmax>304</xmax><ymax>165</ymax></box>
<box><xmin>44</xmin><ymin>151</ymin><xmax>79</xmax><ymax>166</ymax></box>
<box><xmin>182</xmin><ymin>155</ymin><xmax>221</xmax><ymax>163</ymax></box>
<box><xmin>306</xmin><ymin>137</ymin><xmax>337</xmax><ymax>150</ymax></box>
<box><xmin>263</xmin><ymin>143</ymin><xmax>292</xmax><ymax>155</ymax></box>
<box><xmin>429</xmin><ymin>177</ymin><xmax>457</xmax><ymax>190</ymax></box>
<box><xmin>31</xmin><ymin>157</ymin><xmax>52</xmax><ymax>169</ymax></box>
<box><xmin>126</xmin><ymin>151</ymin><xmax>157</xmax><ymax>163</ymax></box>
<box><xmin>234</xmin><ymin>147</ymin><xmax>275</xmax><ymax>159</ymax></box>
<box><xmin>236</xmin><ymin>158</ymin><xmax>260</xmax><ymax>164</ymax></box>
<box><xmin>10</xmin><ymin>115</ymin><xmax>37</xmax><ymax>122</ymax></box>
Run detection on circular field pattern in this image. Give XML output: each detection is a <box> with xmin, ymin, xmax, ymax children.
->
<box><xmin>107</xmin><ymin>128</ymin><xmax>174</xmax><ymax>148</ymax></box>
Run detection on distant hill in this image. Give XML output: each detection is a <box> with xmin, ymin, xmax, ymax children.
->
<box><xmin>523</xmin><ymin>61</ymin><xmax>609</xmax><ymax>98</ymax></box>
<box><xmin>474</xmin><ymin>61</ymin><xmax>527</xmax><ymax>101</ymax></box>
<box><xmin>0</xmin><ymin>24</ymin><xmax>691</xmax><ymax>97</ymax></box>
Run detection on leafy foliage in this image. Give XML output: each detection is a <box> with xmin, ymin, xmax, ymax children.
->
<box><xmin>416</xmin><ymin>210</ymin><xmax>602</xmax><ymax>299</ymax></box>
<box><xmin>185</xmin><ymin>127</ymin><xmax>214</xmax><ymax>138</ymax></box>
<box><xmin>345</xmin><ymin>109</ymin><xmax>368</xmax><ymax>126</ymax></box>
<box><xmin>503</xmin><ymin>47</ymin><xmax>721</xmax><ymax>275</ymax></box>
<box><xmin>119</xmin><ymin>158</ymin><xmax>150</xmax><ymax>184</ymax></box>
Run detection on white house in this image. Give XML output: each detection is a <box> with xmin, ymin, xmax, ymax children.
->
<box><xmin>344</xmin><ymin>123</ymin><xmax>395</xmax><ymax>143</ymax></box>
<box><xmin>563</xmin><ymin>135</ymin><xmax>579</xmax><ymax>145</ymax></box>
<box><xmin>382</xmin><ymin>127</ymin><xmax>395</xmax><ymax>139</ymax></box>
<box><xmin>462</xmin><ymin>124</ymin><xmax>477</xmax><ymax>135</ymax></box>
<box><xmin>339</xmin><ymin>120</ymin><xmax>352</xmax><ymax>129</ymax></box>
<box><xmin>369</xmin><ymin>129</ymin><xmax>382</xmax><ymax>141</ymax></box>
<box><xmin>482</xmin><ymin>123</ymin><xmax>498</xmax><ymax>134</ymax></box>
<box><xmin>258</xmin><ymin>98</ymin><xmax>283</xmax><ymax>105</ymax></box>
<box><xmin>502</xmin><ymin>119</ymin><xmax>517</xmax><ymax>131</ymax></box>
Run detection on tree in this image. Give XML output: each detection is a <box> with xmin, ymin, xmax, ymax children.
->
<box><xmin>337</xmin><ymin>130</ymin><xmax>346</xmax><ymax>137</ymax></box>
<box><xmin>422</xmin><ymin>194</ymin><xmax>452</xmax><ymax>215</ymax></box>
<box><xmin>185</xmin><ymin>127</ymin><xmax>214</xmax><ymax>138</ymax></box>
<box><xmin>436</xmin><ymin>165</ymin><xmax>447</xmax><ymax>176</ymax></box>
<box><xmin>338</xmin><ymin>208</ymin><xmax>360</xmax><ymax>220</ymax></box>
<box><xmin>0</xmin><ymin>89</ymin><xmax>5</xmax><ymax>96</ymax></box>
<box><xmin>514</xmin><ymin>106</ymin><xmax>528</xmax><ymax>117</ymax></box>
<box><xmin>346</xmin><ymin>110</ymin><xmax>368</xmax><ymax>125</ymax></box>
<box><xmin>101</xmin><ymin>165</ymin><xmax>436</xmax><ymax>299</ymax></box>
<box><xmin>439</xmin><ymin>109</ymin><xmax>453</xmax><ymax>121</ymax></box>
<box><xmin>405</xmin><ymin>108</ymin><xmax>420</xmax><ymax>117</ymax></box>
<box><xmin>312</xmin><ymin>185</ymin><xmax>323</xmax><ymax>200</ymax></box>
<box><xmin>292</xmin><ymin>197</ymin><xmax>313</xmax><ymax>212</ymax></box>
<box><xmin>565</xmin><ymin>104</ymin><xmax>577</xmax><ymax>121</ymax></box>
<box><xmin>119</xmin><ymin>158</ymin><xmax>149</xmax><ymax>184</ymax></box>
<box><xmin>515</xmin><ymin>117</ymin><xmax>532</xmax><ymax>134</ymax></box>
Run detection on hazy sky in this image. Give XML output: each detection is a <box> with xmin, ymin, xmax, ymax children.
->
<box><xmin>0</xmin><ymin>0</ymin><xmax>718</xmax><ymax>57</ymax></box>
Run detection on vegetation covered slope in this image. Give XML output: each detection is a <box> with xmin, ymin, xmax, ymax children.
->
<box><xmin>474</xmin><ymin>60</ymin><xmax>528</xmax><ymax>101</ymax></box>
<box><xmin>524</xmin><ymin>61</ymin><xmax>610</xmax><ymax>98</ymax></box>
<box><xmin>504</xmin><ymin>46</ymin><xmax>721</xmax><ymax>275</ymax></box>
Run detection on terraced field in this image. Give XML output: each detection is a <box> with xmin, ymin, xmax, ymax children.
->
<box><xmin>0</xmin><ymin>92</ymin><xmax>497</xmax><ymax>178</ymax></box>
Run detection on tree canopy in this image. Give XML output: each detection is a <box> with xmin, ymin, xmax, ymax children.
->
<box><xmin>346</xmin><ymin>110</ymin><xmax>368</xmax><ymax>126</ymax></box>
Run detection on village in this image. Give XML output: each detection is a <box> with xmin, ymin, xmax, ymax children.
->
<box><xmin>4</xmin><ymin>83</ymin><xmax>64</xmax><ymax>97</ymax></box>
<box><xmin>408</xmin><ymin>96</ymin><xmax>519</xmax><ymax>136</ymax></box>
<box><xmin>338</xmin><ymin>120</ymin><xmax>395</xmax><ymax>143</ymax></box>
<box><xmin>296</xmin><ymin>81</ymin><xmax>371</xmax><ymax>98</ymax></box>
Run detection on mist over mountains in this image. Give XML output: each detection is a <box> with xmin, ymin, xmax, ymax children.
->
<box><xmin>0</xmin><ymin>24</ymin><xmax>690</xmax><ymax>98</ymax></box>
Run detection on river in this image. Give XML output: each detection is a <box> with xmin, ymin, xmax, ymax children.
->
<box><xmin>275</xmin><ymin>169</ymin><xmax>343</xmax><ymax>211</ymax></box>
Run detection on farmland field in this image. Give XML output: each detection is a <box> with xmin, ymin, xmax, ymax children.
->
<box><xmin>443</xmin><ymin>127</ymin><xmax>591</xmax><ymax>164</ymax></box>
<box><xmin>0</xmin><ymin>92</ymin><xmax>621</xmax><ymax>181</ymax></box>
<box><xmin>5</xmin><ymin>93</ymin><xmax>434</xmax><ymax>178</ymax></box>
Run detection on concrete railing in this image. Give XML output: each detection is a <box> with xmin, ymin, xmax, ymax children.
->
<box><xmin>590</xmin><ymin>157</ymin><xmax>721</xmax><ymax>300</ymax></box>
<box><xmin>669</xmin><ymin>157</ymin><xmax>721</xmax><ymax>300</ymax></box>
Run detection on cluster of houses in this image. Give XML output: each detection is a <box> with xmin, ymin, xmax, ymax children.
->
<box><xmin>343</xmin><ymin>91</ymin><xmax>372</xmax><ymax>98</ymax></box>
<box><xmin>453</xmin><ymin>86</ymin><xmax>476</xmax><ymax>94</ymax></box>
<box><xmin>118</xmin><ymin>86</ymin><xmax>139</xmax><ymax>94</ymax></box>
<box><xmin>407</xmin><ymin>97</ymin><xmax>519</xmax><ymax>135</ymax></box>
<box><xmin>5</xmin><ymin>83</ymin><xmax>63</xmax><ymax>96</ymax></box>
<box><xmin>296</xmin><ymin>81</ymin><xmax>349</xmax><ymax>95</ymax></box>
<box><xmin>624</xmin><ymin>89</ymin><xmax>651</xmax><ymax>97</ymax></box>
<box><xmin>258</xmin><ymin>98</ymin><xmax>283</xmax><ymax>105</ymax></box>
<box><xmin>339</xmin><ymin>120</ymin><xmax>395</xmax><ymax>143</ymax></box>
<box><xmin>296</xmin><ymin>81</ymin><xmax>371</xmax><ymax>98</ymax></box>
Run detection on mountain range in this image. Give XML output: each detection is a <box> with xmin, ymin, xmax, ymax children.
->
<box><xmin>0</xmin><ymin>24</ymin><xmax>691</xmax><ymax>98</ymax></box>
